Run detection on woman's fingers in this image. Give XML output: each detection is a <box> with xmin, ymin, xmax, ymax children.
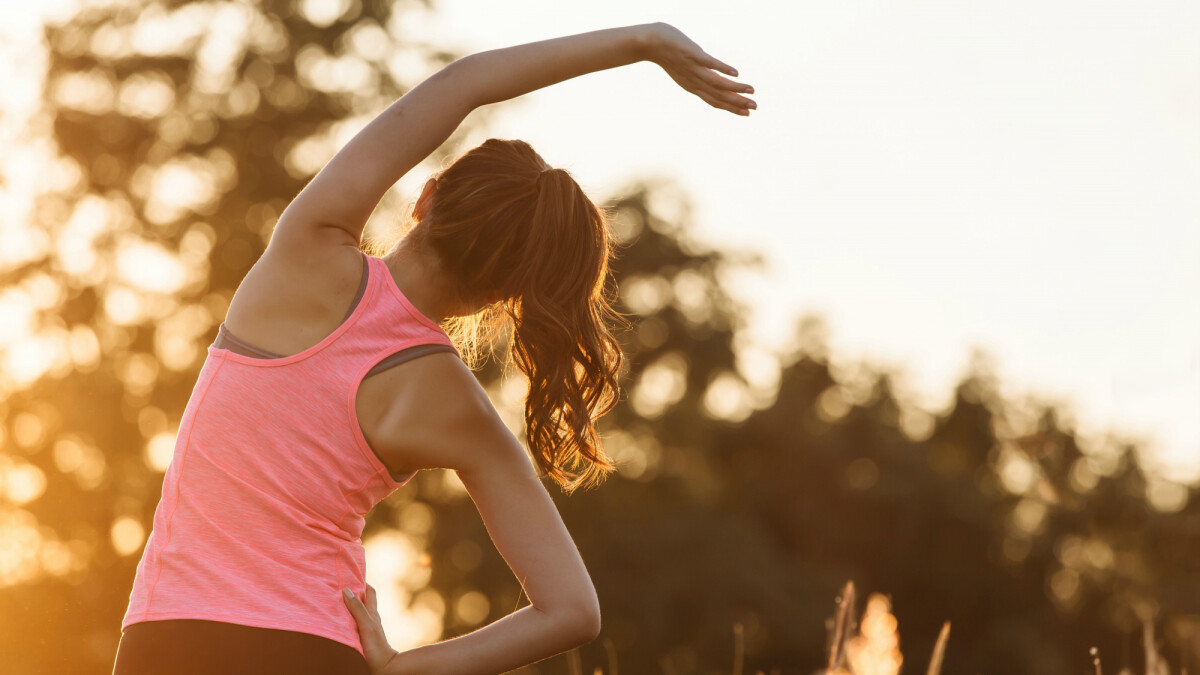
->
<box><xmin>689</xmin><ymin>73</ymin><xmax>755</xmax><ymax>114</ymax></box>
<box><xmin>701</xmin><ymin>53</ymin><xmax>737</xmax><ymax>77</ymax></box>
<box><xmin>695</xmin><ymin>88</ymin><xmax>747</xmax><ymax>116</ymax></box>
<box><xmin>686</xmin><ymin>64</ymin><xmax>755</xmax><ymax>113</ymax></box>
<box><xmin>342</xmin><ymin>588</ymin><xmax>371</xmax><ymax>627</ymax></box>
<box><xmin>343</xmin><ymin>589</ymin><xmax>386</xmax><ymax>649</ymax></box>
<box><xmin>365</xmin><ymin>583</ymin><xmax>379</xmax><ymax>614</ymax></box>
<box><xmin>706</xmin><ymin>71</ymin><xmax>754</xmax><ymax>95</ymax></box>
<box><xmin>722</xmin><ymin>89</ymin><xmax>756</xmax><ymax>109</ymax></box>
<box><xmin>651</xmin><ymin>25</ymin><xmax>754</xmax><ymax>115</ymax></box>
<box><xmin>695</xmin><ymin>67</ymin><xmax>754</xmax><ymax>99</ymax></box>
<box><xmin>657</xmin><ymin>44</ymin><xmax>748</xmax><ymax>111</ymax></box>
<box><xmin>344</xmin><ymin>588</ymin><xmax>399</xmax><ymax>674</ymax></box>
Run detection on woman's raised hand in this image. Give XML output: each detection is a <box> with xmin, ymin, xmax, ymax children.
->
<box><xmin>343</xmin><ymin>584</ymin><xmax>401</xmax><ymax>674</ymax></box>
<box><xmin>643</xmin><ymin>22</ymin><xmax>756</xmax><ymax>116</ymax></box>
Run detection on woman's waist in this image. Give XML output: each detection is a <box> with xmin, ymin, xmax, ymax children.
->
<box><xmin>119</xmin><ymin>612</ymin><xmax>367</xmax><ymax>664</ymax></box>
<box><xmin>115</xmin><ymin>616</ymin><xmax>370</xmax><ymax>674</ymax></box>
<box><xmin>142</xmin><ymin>523</ymin><xmax>365</xmax><ymax>585</ymax></box>
<box><xmin>155</xmin><ymin>468</ymin><xmax>370</xmax><ymax>544</ymax></box>
<box><xmin>123</xmin><ymin>555</ymin><xmax>367</xmax><ymax>652</ymax></box>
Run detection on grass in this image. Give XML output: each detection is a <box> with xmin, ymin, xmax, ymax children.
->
<box><xmin>822</xmin><ymin>581</ymin><xmax>944</xmax><ymax>675</ymax></box>
<box><xmin>553</xmin><ymin>580</ymin><xmax>1183</xmax><ymax>675</ymax></box>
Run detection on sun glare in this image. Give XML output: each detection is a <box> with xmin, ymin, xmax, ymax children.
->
<box><xmin>364</xmin><ymin>531</ymin><xmax>444</xmax><ymax>651</ymax></box>
<box><xmin>115</xmin><ymin>239</ymin><xmax>187</xmax><ymax>294</ymax></box>
<box><xmin>139</xmin><ymin>158</ymin><xmax>221</xmax><ymax>225</ymax></box>
<box><xmin>844</xmin><ymin>594</ymin><xmax>903</xmax><ymax>675</ymax></box>
<box><xmin>4</xmin><ymin>336</ymin><xmax>65</xmax><ymax>388</ymax></box>
<box><xmin>0</xmin><ymin>290</ymin><xmax>35</xmax><ymax>345</ymax></box>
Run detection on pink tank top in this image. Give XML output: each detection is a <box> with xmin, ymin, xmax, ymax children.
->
<box><xmin>121</xmin><ymin>253</ymin><xmax>460</xmax><ymax>654</ymax></box>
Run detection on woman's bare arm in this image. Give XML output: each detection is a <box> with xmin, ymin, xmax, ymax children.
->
<box><xmin>344</xmin><ymin>353</ymin><xmax>600</xmax><ymax>675</ymax></box>
<box><xmin>270</xmin><ymin>22</ymin><xmax>754</xmax><ymax>253</ymax></box>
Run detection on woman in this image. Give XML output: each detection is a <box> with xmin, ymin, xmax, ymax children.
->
<box><xmin>112</xmin><ymin>21</ymin><xmax>755</xmax><ymax>675</ymax></box>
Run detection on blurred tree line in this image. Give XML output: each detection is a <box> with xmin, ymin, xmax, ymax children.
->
<box><xmin>0</xmin><ymin>1</ymin><xmax>1196</xmax><ymax>673</ymax></box>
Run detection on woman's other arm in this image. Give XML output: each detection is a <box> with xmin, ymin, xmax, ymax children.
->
<box><xmin>344</xmin><ymin>353</ymin><xmax>601</xmax><ymax>675</ymax></box>
<box><xmin>272</xmin><ymin>22</ymin><xmax>753</xmax><ymax>251</ymax></box>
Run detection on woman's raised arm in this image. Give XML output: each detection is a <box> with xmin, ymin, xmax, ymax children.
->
<box><xmin>270</xmin><ymin>23</ymin><xmax>753</xmax><ymax>252</ymax></box>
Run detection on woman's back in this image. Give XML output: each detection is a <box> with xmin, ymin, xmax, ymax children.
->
<box><xmin>117</xmin><ymin>245</ymin><xmax>462</xmax><ymax>667</ymax></box>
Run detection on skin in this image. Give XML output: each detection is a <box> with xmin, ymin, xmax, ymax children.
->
<box><xmin>221</xmin><ymin>22</ymin><xmax>754</xmax><ymax>675</ymax></box>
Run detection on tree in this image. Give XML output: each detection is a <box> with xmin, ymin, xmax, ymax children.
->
<box><xmin>411</xmin><ymin>175</ymin><xmax>1198</xmax><ymax>673</ymax></box>
<box><xmin>0</xmin><ymin>1</ymin><xmax>493</xmax><ymax>672</ymax></box>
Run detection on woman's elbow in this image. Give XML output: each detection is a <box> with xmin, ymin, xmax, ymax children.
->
<box><xmin>544</xmin><ymin>598</ymin><xmax>601</xmax><ymax>646</ymax></box>
<box><xmin>565</xmin><ymin>603</ymin><xmax>602</xmax><ymax>645</ymax></box>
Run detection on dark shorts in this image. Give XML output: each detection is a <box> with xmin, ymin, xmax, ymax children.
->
<box><xmin>112</xmin><ymin>619</ymin><xmax>370</xmax><ymax>675</ymax></box>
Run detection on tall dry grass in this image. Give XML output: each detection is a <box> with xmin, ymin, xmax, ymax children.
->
<box><xmin>820</xmin><ymin>581</ymin><xmax>947</xmax><ymax>675</ymax></box>
<box><xmin>555</xmin><ymin>580</ymin><xmax>1184</xmax><ymax>675</ymax></box>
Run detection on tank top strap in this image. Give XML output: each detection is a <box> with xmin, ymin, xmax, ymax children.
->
<box><xmin>363</xmin><ymin>256</ymin><xmax>455</xmax><ymax>337</ymax></box>
<box><xmin>350</xmin><ymin>254</ymin><xmax>460</xmax><ymax>359</ymax></box>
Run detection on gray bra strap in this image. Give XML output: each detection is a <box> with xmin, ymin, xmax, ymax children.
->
<box><xmin>365</xmin><ymin>343</ymin><xmax>459</xmax><ymax>377</ymax></box>
<box><xmin>213</xmin><ymin>251</ymin><xmax>368</xmax><ymax>358</ymax></box>
<box><xmin>212</xmin><ymin>252</ymin><xmax>459</xmax><ymax>378</ymax></box>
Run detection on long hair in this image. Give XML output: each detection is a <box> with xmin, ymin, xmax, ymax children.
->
<box><xmin>394</xmin><ymin>138</ymin><xmax>627</xmax><ymax>493</ymax></box>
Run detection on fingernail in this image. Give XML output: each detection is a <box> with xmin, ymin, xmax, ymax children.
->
<box><xmin>342</xmin><ymin>588</ymin><xmax>352</xmax><ymax>598</ymax></box>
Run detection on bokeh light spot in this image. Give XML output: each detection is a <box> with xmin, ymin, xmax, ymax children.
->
<box><xmin>0</xmin><ymin>509</ymin><xmax>43</xmax><ymax>587</ymax></box>
<box><xmin>621</xmin><ymin>275</ymin><xmax>671</xmax><ymax>315</ymax></box>
<box><xmin>116</xmin><ymin>240</ymin><xmax>187</xmax><ymax>293</ymax></box>
<box><xmin>396</xmin><ymin>501</ymin><xmax>433</xmax><ymax>536</ymax></box>
<box><xmin>631</xmin><ymin>352</ymin><xmax>688</xmax><ymax>419</ymax></box>
<box><xmin>846</xmin><ymin>458</ymin><xmax>880</xmax><ymax>491</ymax></box>
<box><xmin>702</xmin><ymin>371</ymin><xmax>752</xmax><ymax>422</ymax></box>
<box><xmin>110</xmin><ymin>516</ymin><xmax>145</xmax><ymax>556</ymax></box>
<box><xmin>4</xmin><ymin>462</ymin><xmax>47</xmax><ymax>504</ymax></box>
<box><xmin>144</xmin><ymin>432</ymin><xmax>176</xmax><ymax>473</ymax></box>
<box><xmin>12</xmin><ymin>411</ymin><xmax>46</xmax><ymax>449</ymax></box>
<box><xmin>453</xmin><ymin>590</ymin><xmax>489</xmax><ymax>626</ymax></box>
<box><xmin>816</xmin><ymin>386</ymin><xmax>851</xmax><ymax>423</ymax></box>
<box><xmin>298</xmin><ymin>0</ymin><xmax>358</xmax><ymax>28</ymax></box>
<box><xmin>1146</xmin><ymin>479</ymin><xmax>1189</xmax><ymax>513</ymax></box>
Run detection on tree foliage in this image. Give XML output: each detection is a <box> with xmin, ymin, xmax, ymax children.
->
<box><xmin>424</xmin><ymin>185</ymin><xmax>1199</xmax><ymax>674</ymax></box>
<box><xmin>1</xmin><ymin>1</ymin><xmax>491</xmax><ymax>672</ymax></box>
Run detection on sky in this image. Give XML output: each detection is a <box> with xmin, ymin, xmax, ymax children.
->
<box><xmin>0</xmin><ymin>0</ymin><xmax>1196</xmax><ymax>483</ymax></box>
<box><xmin>399</xmin><ymin>0</ymin><xmax>1200</xmax><ymax>483</ymax></box>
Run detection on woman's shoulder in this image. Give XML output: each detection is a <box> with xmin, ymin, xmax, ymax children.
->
<box><xmin>361</xmin><ymin>352</ymin><xmax>517</xmax><ymax>474</ymax></box>
<box><xmin>222</xmin><ymin>242</ymin><xmax>364</xmax><ymax>355</ymax></box>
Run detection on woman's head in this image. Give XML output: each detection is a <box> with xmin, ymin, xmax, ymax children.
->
<box><xmin>401</xmin><ymin>138</ymin><xmax>626</xmax><ymax>493</ymax></box>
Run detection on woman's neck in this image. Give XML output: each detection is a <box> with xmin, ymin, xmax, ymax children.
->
<box><xmin>383</xmin><ymin>236</ymin><xmax>462</xmax><ymax>323</ymax></box>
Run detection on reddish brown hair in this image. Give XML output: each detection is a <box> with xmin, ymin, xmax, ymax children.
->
<box><xmin>402</xmin><ymin>138</ymin><xmax>626</xmax><ymax>493</ymax></box>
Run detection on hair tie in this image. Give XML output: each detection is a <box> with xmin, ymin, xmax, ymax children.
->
<box><xmin>536</xmin><ymin>167</ymin><xmax>558</xmax><ymax>188</ymax></box>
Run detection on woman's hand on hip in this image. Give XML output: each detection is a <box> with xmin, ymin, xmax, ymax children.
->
<box><xmin>644</xmin><ymin>22</ymin><xmax>756</xmax><ymax>116</ymax></box>
<box><xmin>343</xmin><ymin>585</ymin><xmax>401</xmax><ymax>674</ymax></box>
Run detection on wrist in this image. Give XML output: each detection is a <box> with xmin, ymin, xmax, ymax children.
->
<box><xmin>631</xmin><ymin>22</ymin><xmax>664</xmax><ymax>62</ymax></box>
<box><xmin>381</xmin><ymin>650</ymin><xmax>402</xmax><ymax>675</ymax></box>
<box><xmin>383</xmin><ymin>645</ymin><xmax>432</xmax><ymax>675</ymax></box>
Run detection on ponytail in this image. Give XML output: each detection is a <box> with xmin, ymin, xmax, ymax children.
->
<box><xmin>412</xmin><ymin>139</ymin><xmax>627</xmax><ymax>493</ymax></box>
